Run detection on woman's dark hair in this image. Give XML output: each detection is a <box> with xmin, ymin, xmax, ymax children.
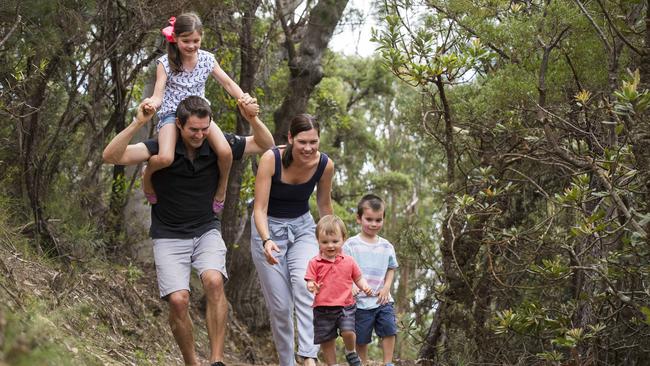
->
<box><xmin>282</xmin><ymin>114</ymin><xmax>320</xmax><ymax>168</ymax></box>
<box><xmin>166</xmin><ymin>12</ymin><xmax>203</xmax><ymax>73</ymax></box>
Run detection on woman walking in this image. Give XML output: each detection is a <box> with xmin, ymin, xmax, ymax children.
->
<box><xmin>251</xmin><ymin>114</ymin><xmax>334</xmax><ymax>365</ymax></box>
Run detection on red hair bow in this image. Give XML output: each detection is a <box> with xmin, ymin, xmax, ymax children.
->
<box><xmin>161</xmin><ymin>16</ymin><xmax>176</xmax><ymax>43</ymax></box>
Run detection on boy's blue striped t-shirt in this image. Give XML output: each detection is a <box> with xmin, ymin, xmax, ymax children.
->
<box><xmin>343</xmin><ymin>234</ymin><xmax>398</xmax><ymax>310</ymax></box>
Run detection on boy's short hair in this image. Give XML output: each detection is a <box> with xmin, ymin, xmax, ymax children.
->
<box><xmin>316</xmin><ymin>215</ymin><xmax>347</xmax><ymax>241</ymax></box>
<box><xmin>357</xmin><ymin>194</ymin><xmax>385</xmax><ymax>217</ymax></box>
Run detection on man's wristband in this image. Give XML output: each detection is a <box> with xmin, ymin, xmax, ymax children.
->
<box><xmin>262</xmin><ymin>238</ymin><xmax>272</xmax><ymax>246</ymax></box>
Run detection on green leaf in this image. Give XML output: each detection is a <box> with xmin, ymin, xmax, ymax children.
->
<box><xmin>641</xmin><ymin>307</ymin><xmax>650</xmax><ymax>325</ymax></box>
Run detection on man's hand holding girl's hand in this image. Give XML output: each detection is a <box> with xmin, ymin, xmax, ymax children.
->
<box><xmin>141</xmin><ymin>98</ymin><xmax>159</xmax><ymax>115</ymax></box>
<box><xmin>136</xmin><ymin>101</ymin><xmax>155</xmax><ymax>123</ymax></box>
<box><xmin>238</xmin><ymin>93</ymin><xmax>259</xmax><ymax>119</ymax></box>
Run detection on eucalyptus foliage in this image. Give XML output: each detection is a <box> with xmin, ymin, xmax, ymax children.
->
<box><xmin>373</xmin><ymin>0</ymin><xmax>650</xmax><ymax>364</ymax></box>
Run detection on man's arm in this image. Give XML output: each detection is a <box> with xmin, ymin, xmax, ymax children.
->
<box><xmin>237</xmin><ymin>98</ymin><xmax>274</xmax><ymax>157</ymax></box>
<box><xmin>102</xmin><ymin>103</ymin><xmax>154</xmax><ymax>165</ymax></box>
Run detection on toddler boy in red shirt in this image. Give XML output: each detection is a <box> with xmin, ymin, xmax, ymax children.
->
<box><xmin>305</xmin><ymin>215</ymin><xmax>373</xmax><ymax>366</ymax></box>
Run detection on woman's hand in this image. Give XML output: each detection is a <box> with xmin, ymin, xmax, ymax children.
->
<box><xmin>263</xmin><ymin>239</ymin><xmax>280</xmax><ymax>265</ymax></box>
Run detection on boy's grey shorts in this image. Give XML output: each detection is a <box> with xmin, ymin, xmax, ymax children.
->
<box><xmin>152</xmin><ymin>229</ymin><xmax>228</xmax><ymax>298</ymax></box>
<box><xmin>312</xmin><ymin>304</ymin><xmax>357</xmax><ymax>344</ymax></box>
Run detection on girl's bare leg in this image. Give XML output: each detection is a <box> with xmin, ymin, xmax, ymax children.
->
<box><xmin>206</xmin><ymin>122</ymin><xmax>232</xmax><ymax>212</ymax></box>
<box><xmin>142</xmin><ymin>123</ymin><xmax>177</xmax><ymax>203</ymax></box>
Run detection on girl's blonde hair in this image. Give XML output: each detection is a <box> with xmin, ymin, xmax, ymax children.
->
<box><xmin>166</xmin><ymin>12</ymin><xmax>203</xmax><ymax>73</ymax></box>
<box><xmin>316</xmin><ymin>215</ymin><xmax>347</xmax><ymax>241</ymax></box>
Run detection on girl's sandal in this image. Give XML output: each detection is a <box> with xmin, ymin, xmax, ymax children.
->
<box><xmin>212</xmin><ymin>200</ymin><xmax>224</xmax><ymax>214</ymax></box>
<box><xmin>141</xmin><ymin>165</ymin><xmax>157</xmax><ymax>204</ymax></box>
<box><xmin>145</xmin><ymin>193</ymin><xmax>158</xmax><ymax>204</ymax></box>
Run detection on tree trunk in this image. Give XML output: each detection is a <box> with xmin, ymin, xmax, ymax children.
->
<box><xmin>221</xmin><ymin>1</ymin><xmax>270</xmax><ymax>337</ymax></box>
<box><xmin>106</xmin><ymin>51</ymin><xmax>131</xmax><ymax>256</ymax></box>
<box><xmin>394</xmin><ymin>257</ymin><xmax>411</xmax><ymax>360</ymax></box>
<box><xmin>225</xmin><ymin>206</ymin><xmax>270</xmax><ymax>333</ymax></box>
<box><xmin>633</xmin><ymin>1</ymin><xmax>650</xmax><ymax>241</ymax></box>
<box><xmin>272</xmin><ymin>0</ymin><xmax>349</xmax><ymax>143</ymax></box>
<box><xmin>420</xmin><ymin>76</ymin><xmax>460</xmax><ymax>362</ymax></box>
<box><xmin>419</xmin><ymin>301</ymin><xmax>448</xmax><ymax>365</ymax></box>
<box><xmin>640</xmin><ymin>0</ymin><xmax>650</xmax><ymax>89</ymax></box>
<box><xmin>18</xmin><ymin>51</ymin><xmax>63</xmax><ymax>255</ymax></box>
<box><xmin>102</xmin><ymin>0</ymin><xmax>161</xmax><ymax>258</ymax></box>
<box><xmin>223</xmin><ymin>0</ymin><xmax>262</xmax><ymax>247</ymax></box>
<box><xmin>123</xmin><ymin>65</ymin><xmax>157</xmax><ymax>263</ymax></box>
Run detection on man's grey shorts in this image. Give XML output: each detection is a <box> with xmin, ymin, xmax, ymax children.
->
<box><xmin>152</xmin><ymin>229</ymin><xmax>228</xmax><ymax>298</ymax></box>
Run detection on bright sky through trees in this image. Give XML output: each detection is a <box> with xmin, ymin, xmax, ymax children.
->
<box><xmin>330</xmin><ymin>0</ymin><xmax>377</xmax><ymax>56</ymax></box>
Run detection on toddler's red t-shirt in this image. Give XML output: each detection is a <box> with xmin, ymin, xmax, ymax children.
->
<box><xmin>305</xmin><ymin>254</ymin><xmax>362</xmax><ymax>307</ymax></box>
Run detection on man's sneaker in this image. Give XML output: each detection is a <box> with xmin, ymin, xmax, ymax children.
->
<box><xmin>345</xmin><ymin>351</ymin><xmax>362</xmax><ymax>366</ymax></box>
<box><xmin>211</xmin><ymin>362</ymin><xmax>226</xmax><ymax>366</ymax></box>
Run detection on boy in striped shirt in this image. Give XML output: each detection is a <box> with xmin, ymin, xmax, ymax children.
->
<box><xmin>343</xmin><ymin>194</ymin><xmax>398</xmax><ymax>366</ymax></box>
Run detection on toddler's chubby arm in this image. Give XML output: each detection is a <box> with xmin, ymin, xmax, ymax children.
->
<box><xmin>351</xmin><ymin>284</ymin><xmax>359</xmax><ymax>297</ymax></box>
<box><xmin>306</xmin><ymin>280</ymin><xmax>321</xmax><ymax>294</ymax></box>
<box><xmin>305</xmin><ymin>260</ymin><xmax>321</xmax><ymax>294</ymax></box>
<box><xmin>354</xmin><ymin>276</ymin><xmax>374</xmax><ymax>297</ymax></box>
<box><xmin>142</xmin><ymin>63</ymin><xmax>168</xmax><ymax>114</ymax></box>
<box><xmin>377</xmin><ymin>268</ymin><xmax>396</xmax><ymax>305</ymax></box>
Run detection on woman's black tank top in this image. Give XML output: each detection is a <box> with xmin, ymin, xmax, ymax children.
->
<box><xmin>267</xmin><ymin>147</ymin><xmax>329</xmax><ymax>218</ymax></box>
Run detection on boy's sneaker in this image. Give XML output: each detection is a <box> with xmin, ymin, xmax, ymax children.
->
<box><xmin>211</xmin><ymin>362</ymin><xmax>226</xmax><ymax>366</ymax></box>
<box><xmin>345</xmin><ymin>351</ymin><xmax>362</xmax><ymax>366</ymax></box>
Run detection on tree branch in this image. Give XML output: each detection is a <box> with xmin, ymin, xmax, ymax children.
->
<box><xmin>428</xmin><ymin>3</ymin><xmax>516</xmax><ymax>63</ymax></box>
<box><xmin>0</xmin><ymin>14</ymin><xmax>21</xmax><ymax>49</ymax></box>
<box><xmin>595</xmin><ymin>0</ymin><xmax>642</xmax><ymax>55</ymax></box>
<box><xmin>572</xmin><ymin>0</ymin><xmax>612</xmax><ymax>54</ymax></box>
